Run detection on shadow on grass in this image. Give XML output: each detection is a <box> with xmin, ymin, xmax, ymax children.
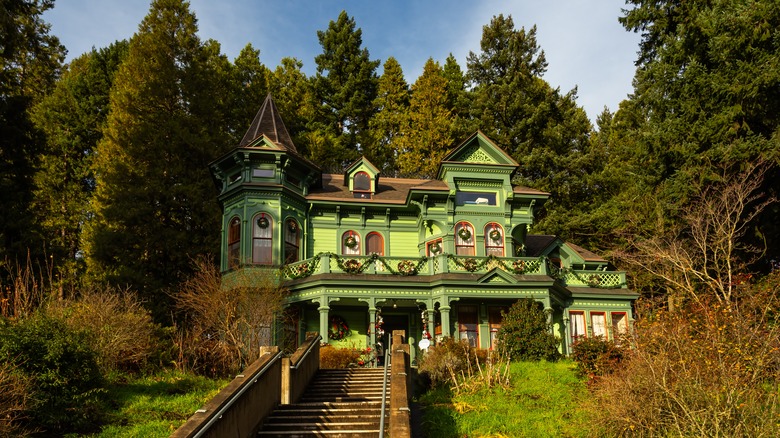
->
<box><xmin>416</xmin><ymin>385</ymin><xmax>459</xmax><ymax>438</ymax></box>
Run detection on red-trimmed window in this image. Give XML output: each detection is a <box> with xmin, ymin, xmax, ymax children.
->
<box><xmin>488</xmin><ymin>306</ymin><xmax>508</xmax><ymax>350</ymax></box>
<box><xmin>454</xmin><ymin>222</ymin><xmax>475</xmax><ymax>256</ymax></box>
<box><xmin>570</xmin><ymin>311</ymin><xmax>586</xmax><ymax>342</ymax></box>
<box><xmin>591</xmin><ymin>312</ymin><xmax>607</xmax><ymax>338</ymax></box>
<box><xmin>611</xmin><ymin>312</ymin><xmax>629</xmax><ymax>340</ymax></box>
<box><xmin>342</xmin><ymin>231</ymin><xmax>361</xmax><ymax>255</ymax></box>
<box><xmin>284</xmin><ymin>219</ymin><xmax>300</xmax><ymax>264</ymax></box>
<box><xmin>458</xmin><ymin>305</ymin><xmax>479</xmax><ymax>347</ymax></box>
<box><xmin>484</xmin><ymin>223</ymin><xmax>504</xmax><ymax>256</ymax></box>
<box><xmin>366</xmin><ymin>232</ymin><xmax>384</xmax><ymax>256</ymax></box>
<box><xmin>426</xmin><ymin>238</ymin><xmax>443</xmax><ymax>256</ymax></box>
<box><xmin>228</xmin><ymin>217</ymin><xmax>241</xmax><ymax>268</ymax></box>
<box><xmin>253</xmin><ymin>214</ymin><xmax>273</xmax><ymax>265</ymax></box>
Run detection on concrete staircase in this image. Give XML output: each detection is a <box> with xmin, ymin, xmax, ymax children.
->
<box><xmin>258</xmin><ymin>368</ymin><xmax>387</xmax><ymax>437</ymax></box>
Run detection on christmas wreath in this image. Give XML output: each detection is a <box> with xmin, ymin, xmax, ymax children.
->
<box><xmin>344</xmin><ymin>235</ymin><xmax>358</xmax><ymax>249</ymax></box>
<box><xmin>462</xmin><ymin>258</ymin><xmax>478</xmax><ymax>272</ymax></box>
<box><xmin>512</xmin><ymin>259</ymin><xmax>526</xmax><ymax>274</ymax></box>
<box><xmin>489</xmin><ymin>229</ymin><xmax>502</xmax><ymax>242</ymax></box>
<box><xmin>329</xmin><ymin>315</ymin><xmax>351</xmax><ymax>340</ymax></box>
<box><xmin>343</xmin><ymin>259</ymin><xmax>362</xmax><ymax>273</ymax></box>
<box><xmin>288</xmin><ymin>220</ymin><xmax>298</xmax><ymax>233</ymax></box>
<box><xmin>257</xmin><ymin>216</ymin><xmax>269</xmax><ymax>229</ymax></box>
<box><xmin>429</xmin><ymin>241</ymin><xmax>442</xmax><ymax>254</ymax></box>
<box><xmin>397</xmin><ymin>260</ymin><xmax>417</xmax><ymax>276</ymax></box>
<box><xmin>457</xmin><ymin>227</ymin><xmax>472</xmax><ymax>241</ymax></box>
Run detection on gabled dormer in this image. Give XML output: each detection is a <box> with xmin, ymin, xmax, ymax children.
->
<box><xmin>437</xmin><ymin>131</ymin><xmax>525</xmax><ymax>210</ymax></box>
<box><xmin>344</xmin><ymin>157</ymin><xmax>380</xmax><ymax>199</ymax></box>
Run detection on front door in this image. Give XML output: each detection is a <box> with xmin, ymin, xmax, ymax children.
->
<box><xmin>381</xmin><ymin>314</ymin><xmax>409</xmax><ymax>350</ymax></box>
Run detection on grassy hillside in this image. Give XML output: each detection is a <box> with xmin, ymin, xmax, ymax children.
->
<box><xmin>418</xmin><ymin>360</ymin><xmax>592</xmax><ymax>437</ymax></box>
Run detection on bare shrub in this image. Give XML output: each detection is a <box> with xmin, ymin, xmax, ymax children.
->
<box><xmin>319</xmin><ymin>344</ymin><xmax>362</xmax><ymax>368</ymax></box>
<box><xmin>419</xmin><ymin>338</ymin><xmax>509</xmax><ymax>394</ymax></box>
<box><xmin>0</xmin><ymin>361</ymin><xmax>32</xmax><ymax>437</ymax></box>
<box><xmin>585</xmin><ymin>277</ymin><xmax>780</xmax><ymax>437</ymax></box>
<box><xmin>0</xmin><ymin>254</ymin><xmax>55</xmax><ymax>319</ymax></box>
<box><xmin>174</xmin><ymin>257</ymin><xmax>286</xmax><ymax>377</ymax></box>
<box><xmin>47</xmin><ymin>286</ymin><xmax>161</xmax><ymax>374</ymax></box>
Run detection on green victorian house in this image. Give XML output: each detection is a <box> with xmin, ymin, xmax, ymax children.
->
<box><xmin>210</xmin><ymin>94</ymin><xmax>636</xmax><ymax>357</ymax></box>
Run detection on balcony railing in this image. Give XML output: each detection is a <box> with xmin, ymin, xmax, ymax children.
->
<box><xmin>279</xmin><ymin>253</ymin><xmax>627</xmax><ymax>289</ymax></box>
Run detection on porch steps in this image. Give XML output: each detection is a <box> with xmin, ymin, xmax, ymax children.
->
<box><xmin>259</xmin><ymin>368</ymin><xmax>387</xmax><ymax>437</ymax></box>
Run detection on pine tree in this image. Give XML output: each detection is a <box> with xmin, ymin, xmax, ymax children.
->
<box><xmin>228</xmin><ymin>44</ymin><xmax>269</xmax><ymax>145</ymax></box>
<box><xmin>466</xmin><ymin>15</ymin><xmax>592</xmax><ymax>237</ymax></box>
<box><xmin>267</xmin><ymin>57</ymin><xmax>315</xmax><ymax>156</ymax></box>
<box><xmin>31</xmin><ymin>42</ymin><xmax>128</xmax><ymax>291</ymax></box>
<box><xmin>83</xmin><ymin>0</ymin><xmax>232</xmax><ymax>318</ymax></box>
<box><xmin>367</xmin><ymin>57</ymin><xmax>409</xmax><ymax>176</ymax></box>
<box><xmin>395</xmin><ymin>58</ymin><xmax>454</xmax><ymax>179</ymax></box>
<box><xmin>312</xmin><ymin>11</ymin><xmax>379</xmax><ymax>171</ymax></box>
<box><xmin>0</xmin><ymin>0</ymin><xmax>65</xmax><ymax>262</ymax></box>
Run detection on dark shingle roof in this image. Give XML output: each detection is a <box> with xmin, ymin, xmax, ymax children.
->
<box><xmin>566</xmin><ymin>242</ymin><xmax>608</xmax><ymax>263</ymax></box>
<box><xmin>239</xmin><ymin>94</ymin><xmax>297</xmax><ymax>152</ymax></box>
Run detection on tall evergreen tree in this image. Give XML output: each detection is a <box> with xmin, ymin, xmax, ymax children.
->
<box><xmin>228</xmin><ymin>44</ymin><xmax>269</xmax><ymax>145</ymax></box>
<box><xmin>367</xmin><ymin>57</ymin><xmax>409</xmax><ymax>176</ymax></box>
<box><xmin>442</xmin><ymin>53</ymin><xmax>471</xmax><ymax>140</ymax></box>
<box><xmin>0</xmin><ymin>0</ymin><xmax>65</xmax><ymax>262</ymax></box>
<box><xmin>267</xmin><ymin>57</ymin><xmax>315</xmax><ymax>156</ymax></box>
<box><xmin>611</xmin><ymin>0</ymin><xmax>780</xmax><ymax>262</ymax></box>
<box><xmin>312</xmin><ymin>11</ymin><xmax>379</xmax><ymax>171</ymax></box>
<box><xmin>31</xmin><ymin>41</ymin><xmax>128</xmax><ymax>291</ymax></box>
<box><xmin>466</xmin><ymin>15</ymin><xmax>592</xmax><ymax>238</ymax></box>
<box><xmin>395</xmin><ymin>58</ymin><xmax>454</xmax><ymax>179</ymax></box>
<box><xmin>83</xmin><ymin>0</ymin><xmax>232</xmax><ymax>317</ymax></box>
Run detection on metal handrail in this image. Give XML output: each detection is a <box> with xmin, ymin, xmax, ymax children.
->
<box><xmin>193</xmin><ymin>349</ymin><xmax>283</xmax><ymax>438</ymax></box>
<box><xmin>378</xmin><ymin>345</ymin><xmax>391</xmax><ymax>438</ymax></box>
<box><xmin>289</xmin><ymin>334</ymin><xmax>322</xmax><ymax>369</ymax></box>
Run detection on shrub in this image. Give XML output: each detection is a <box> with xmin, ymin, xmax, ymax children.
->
<box><xmin>570</xmin><ymin>336</ymin><xmax>625</xmax><ymax>380</ymax></box>
<box><xmin>418</xmin><ymin>337</ymin><xmax>476</xmax><ymax>387</ymax></box>
<box><xmin>47</xmin><ymin>286</ymin><xmax>161</xmax><ymax>374</ymax></box>
<box><xmin>173</xmin><ymin>257</ymin><xmax>286</xmax><ymax>377</ymax></box>
<box><xmin>319</xmin><ymin>344</ymin><xmax>372</xmax><ymax>368</ymax></box>
<box><xmin>0</xmin><ymin>314</ymin><xmax>104</xmax><ymax>434</ymax></box>
<box><xmin>585</xmin><ymin>281</ymin><xmax>780</xmax><ymax>437</ymax></box>
<box><xmin>496</xmin><ymin>299</ymin><xmax>561</xmax><ymax>362</ymax></box>
<box><xmin>0</xmin><ymin>361</ymin><xmax>32</xmax><ymax>437</ymax></box>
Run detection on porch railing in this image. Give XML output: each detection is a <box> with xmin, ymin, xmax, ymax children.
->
<box><xmin>279</xmin><ymin>253</ymin><xmax>627</xmax><ymax>289</ymax></box>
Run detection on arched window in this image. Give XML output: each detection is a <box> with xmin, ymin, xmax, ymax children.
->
<box><xmin>253</xmin><ymin>214</ymin><xmax>273</xmax><ymax>265</ymax></box>
<box><xmin>341</xmin><ymin>231</ymin><xmax>361</xmax><ymax>255</ymax></box>
<box><xmin>454</xmin><ymin>222</ymin><xmax>475</xmax><ymax>256</ymax></box>
<box><xmin>353</xmin><ymin>171</ymin><xmax>371</xmax><ymax>199</ymax></box>
<box><xmin>284</xmin><ymin>219</ymin><xmax>300</xmax><ymax>264</ymax></box>
<box><xmin>228</xmin><ymin>217</ymin><xmax>241</xmax><ymax>268</ymax></box>
<box><xmin>366</xmin><ymin>232</ymin><xmax>384</xmax><ymax>256</ymax></box>
<box><xmin>484</xmin><ymin>223</ymin><xmax>504</xmax><ymax>256</ymax></box>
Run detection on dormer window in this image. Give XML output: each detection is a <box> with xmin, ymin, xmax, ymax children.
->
<box><xmin>353</xmin><ymin>171</ymin><xmax>371</xmax><ymax>199</ymax></box>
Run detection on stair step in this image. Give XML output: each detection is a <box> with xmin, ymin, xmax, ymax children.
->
<box><xmin>262</xmin><ymin>422</ymin><xmax>380</xmax><ymax>431</ymax></box>
<box><xmin>266</xmin><ymin>414</ymin><xmax>380</xmax><ymax>422</ymax></box>
<box><xmin>258</xmin><ymin>430</ymin><xmax>381</xmax><ymax>437</ymax></box>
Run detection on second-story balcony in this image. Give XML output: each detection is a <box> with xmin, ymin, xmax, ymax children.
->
<box><xmin>278</xmin><ymin>253</ymin><xmax>628</xmax><ymax>290</ymax></box>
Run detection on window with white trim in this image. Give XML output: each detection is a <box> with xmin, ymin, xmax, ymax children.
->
<box><xmin>570</xmin><ymin>311</ymin><xmax>586</xmax><ymax>342</ymax></box>
<box><xmin>455</xmin><ymin>222</ymin><xmax>475</xmax><ymax>256</ymax></box>
<box><xmin>591</xmin><ymin>312</ymin><xmax>607</xmax><ymax>338</ymax></box>
<box><xmin>484</xmin><ymin>222</ymin><xmax>504</xmax><ymax>256</ymax></box>
<box><xmin>341</xmin><ymin>231</ymin><xmax>361</xmax><ymax>255</ymax></box>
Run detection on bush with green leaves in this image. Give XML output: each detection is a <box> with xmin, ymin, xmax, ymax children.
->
<box><xmin>0</xmin><ymin>314</ymin><xmax>104</xmax><ymax>434</ymax></box>
<box><xmin>570</xmin><ymin>336</ymin><xmax>625</xmax><ymax>379</ymax></box>
<box><xmin>495</xmin><ymin>299</ymin><xmax>561</xmax><ymax>362</ymax></box>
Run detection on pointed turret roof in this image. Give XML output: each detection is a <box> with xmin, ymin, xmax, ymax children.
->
<box><xmin>239</xmin><ymin>94</ymin><xmax>297</xmax><ymax>152</ymax></box>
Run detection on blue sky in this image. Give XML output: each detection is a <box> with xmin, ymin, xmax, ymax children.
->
<box><xmin>43</xmin><ymin>0</ymin><xmax>641</xmax><ymax>123</ymax></box>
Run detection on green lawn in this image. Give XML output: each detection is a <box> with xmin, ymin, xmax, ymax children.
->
<box><xmin>418</xmin><ymin>360</ymin><xmax>592</xmax><ymax>438</ymax></box>
<box><xmin>69</xmin><ymin>370</ymin><xmax>229</xmax><ymax>438</ymax></box>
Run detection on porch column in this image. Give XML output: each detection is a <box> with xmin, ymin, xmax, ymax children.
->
<box><xmin>426</xmin><ymin>309</ymin><xmax>436</xmax><ymax>339</ymax></box>
<box><xmin>359</xmin><ymin>298</ymin><xmax>378</xmax><ymax>349</ymax></box>
<box><xmin>318</xmin><ymin>305</ymin><xmax>330</xmax><ymax>341</ymax></box>
<box><xmin>439</xmin><ymin>305</ymin><xmax>451</xmax><ymax>337</ymax></box>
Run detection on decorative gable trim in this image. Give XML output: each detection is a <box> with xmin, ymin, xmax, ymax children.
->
<box><xmin>476</xmin><ymin>268</ymin><xmax>518</xmax><ymax>284</ymax></box>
